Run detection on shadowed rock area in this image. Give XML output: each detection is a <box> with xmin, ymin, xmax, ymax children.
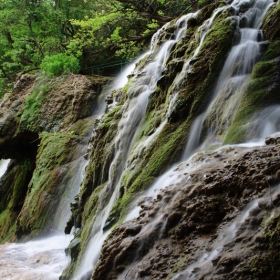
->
<box><xmin>0</xmin><ymin>74</ymin><xmax>111</xmax><ymax>241</ymax></box>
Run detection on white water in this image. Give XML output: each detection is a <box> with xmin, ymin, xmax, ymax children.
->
<box><xmin>182</xmin><ymin>0</ymin><xmax>273</xmax><ymax>158</ymax></box>
<box><xmin>0</xmin><ymin>235</ymin><xmax>72</xmax><ymax>280</ymax></box>
<box><xmin>73</xmin><ymin>12</ymin><xmax>201</xmax><ymax>280</ymax></box>
<box><xmin>124</xmin><ymin>8</ymin><xmax>227</xmax><ymax>221</ymax></box>
<box><xmin>122</xmin><ymin>1</ymin><xmax>276</xmax><ymax>277</ymax></box>
<box><xmin>171</xmin><ymin>184</ymin><xmax>280</xmax><ymax>279</ymax></box>
<box><xmin>78</xmin><ymin>1</ymin><xmax>278</xmax><ymax>279</ymax></box>
<box><xmin>125</xmin><ymin>0</ymin><xmax>271</xmax><ymax>224</ymax></box>
<box><xmin>0</xmin><ymin>159</ymin><xmax>10</xmax><ymax>178</ymax></box>
<box><xmin>144</xmin><ymin>1</ymin><xmax>276</xmax><ymax>278</ymax></box>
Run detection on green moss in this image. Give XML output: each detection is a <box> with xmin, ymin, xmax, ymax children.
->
<box><xmin>199</xmin><ymin>8</ymin><xmax>236</xmax><ymax>60</ymax></box>
<box><xmin>262</xmin><ymin>40</ymin><xmax>280</xmax><ymax>61</ymax></box>
<box><xmin>166</xmin><ymin>255</ymin><xmax>188</xmax><ymax>280</ymax></box>
<box><xmin>0</xmin><ymin>159</ymin><xmax>34</xmax><ymax>243</ymax></box>
<box><xmin>17</xmin><ymin>131</ymin><xmax>79</xmax><ymax>235</ymax></box>
<box><xmin>0</xmin><ymin>210</ymin><xmax>17</xmax><ymax>243</ymax></box>
<box><xmin>198</xmin><ymin>0</ymin><xmax>216</xmax><ymax>9</ymax></box>
<box><xmin>71</xmin><ymin>118</ymin><xmax>94</xmax><ymax>141</ymax></box>
<box><xmin>262</xmin><ymin>2</ymin><xmax>280</xmax><ymax>41</ymax></box>
<box><xmin>19</xmin><ymin>78</ymin><xmax>51</xmax><ymax>132</ymax></box>
<box><xmin>224</xmin><ymin>47</ymin><xmax>280</xmax><ymax>144</ymax></box>
<box><xmin>82</xmin><ymin>183</ymin><xmax>105</xmax><ymax>225</ymax></box>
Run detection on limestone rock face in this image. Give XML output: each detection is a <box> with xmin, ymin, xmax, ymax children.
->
<box><xmin>93</xmin><ymin>139</ymin><xmax>280</xmax><ymax>280</ymax></box>
<box><xmin>0</xmin><ymin>74</ymin><xmax>111</xmax><ymax>241</ymax></box>
<box><xmin>62</xmin><ymin>2</ymin><xmax>280</xmax><ymax>279</ymax></box>
<box><xmin>0</xmin><ymin>74</ymin><xmax>108</xmax><ymax>159</ymax></box>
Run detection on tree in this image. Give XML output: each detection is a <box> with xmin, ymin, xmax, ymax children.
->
<box><xmin>0</xmin><ymin>0</ymin><xmax>198</xmax><ymax>97</ymax></box>
<box><xmin>0</xmin><ymin>0</ymin><xmax>93</xmax><ymax>96</ymax></box>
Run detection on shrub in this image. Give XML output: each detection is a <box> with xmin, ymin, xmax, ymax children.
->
<box><xmin>40</xmin><ymin>53</ymin><xmax>80</xmax><ymax>77</ymax></box>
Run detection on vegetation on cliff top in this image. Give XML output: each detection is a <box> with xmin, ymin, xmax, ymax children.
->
<box><xmin>0</xmin><ymin>0</ymin><xmax>200</xmax><ymax>97</ymax></box>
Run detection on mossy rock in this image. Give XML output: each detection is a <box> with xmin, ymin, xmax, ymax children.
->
<box><xmin>224</xmin><ymin>41</ymin><xmax>280</xmax><ymax>144</ymax></box>
<box><xmin>0</xmin><ymin>159</ymin><xmax>34</xmax><ymax>243</ymax></box>
<box><xmin>102</xmin><ymin>4</ymin><xmax>238</xmax><ymax>224</ymax></box>
<box><xmin>16</xmin><ymin>131</ymin><xmax>81</xmax><ymax>237</ymax></box>
<box><xmin>262</xmin><ymin>2</ymin><xmax>280</xmax><ymax>41</ymax></box>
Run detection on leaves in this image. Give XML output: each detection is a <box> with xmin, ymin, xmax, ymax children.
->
<box><xmin>40</xmin><ymin>54</ymin><xmax>80</xmax><ymax>77</ymax></box>
<box><xmin>0</xmin><ymin>0</ymin><xmax>196</xmax><ymax>97</ymax></box>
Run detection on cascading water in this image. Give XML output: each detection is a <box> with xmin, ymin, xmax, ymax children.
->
<box><xmin>171</xmin><ymin>183</ymin><xmax>280</xmax><ymax>279</ymax></box>
<box><xmin>113</xmin><ymin>0</ymin><xmax>277</xmax><ymax>278</ymax></box>
<box><xmin>0</xmin><ymin>159</ymin><xmax>10</xmax><ymax>178</ymax></box>
<box><xmin>122</xmin><ymin>6</ymin><xmax>234</xmax><ymax>225</ymax></box>
<box><xmin>73</xmin><ymin>13</ymin><xmax>200</xmax><ymax>280</ymax></box>
<box><xmin>192</xmin><ymin>0</ymin><xmax>274</xmax><ymax>152</ymax></box>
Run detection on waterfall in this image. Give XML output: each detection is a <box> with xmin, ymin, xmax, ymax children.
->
<box><xmin>73</xmin><ymin>13</ymin><xmax>199</xmax><ymax>280</ymax></box>
<box><xmin>184</xmin><ymin>0</ymin><xmax>274</xmax><ymax>157</ymax></box>
<box><xmin>115</xmin><ymin>0</ymin><xmax>276</xmax><ymax>278</ymax></box>
<box><xmin>171</xmin><ymin>183</ymin><xmax>280</xmax><ymax>279</ymax></box>
<box><xmin>0</xmin><ymin>159</ymin><xmax>10</xmax><ymax>178</ymax></box>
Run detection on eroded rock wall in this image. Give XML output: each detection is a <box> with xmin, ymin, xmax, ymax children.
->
<box><xmin>93</xmin><ymin>136</ymin><xmax>280</xmax><ymax>280</ymax></box>
<box><xmin>63</xmin><ymin>1</ymin><xmax>280</xmax><ymax>279</ymax></box>
<box><xmin>0</xmin><ymin>74</ymin><xmax>111</xmax><ymax>242</ymax></box>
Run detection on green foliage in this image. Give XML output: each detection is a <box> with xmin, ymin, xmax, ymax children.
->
<box><xmin>0</xmin><ymin>78</ymin><xmax>13</xmax><ymax>99</ymax></box>
<box><xmin>21</xmin><ymin>158</ymin><xmax>32</xmax><ymax>171</ymax></box>
<box><xmin>19</xmin><ymin>80</ymin><xmax>50</xmax><ymax>131</ymax></box>
<box><xmin>0</xmin><ymin>0</ymin><xmax>93</xmax><ymax>92</ymax></box>
<box><xmin>40</xmin><ymin>53</ymin><xmax>80</xmax><ymax>77</ymax></box>
<box><xmin>0</xmin><ymin>0</ymin><xmax>197</xmax><ymax>91</ymax></box>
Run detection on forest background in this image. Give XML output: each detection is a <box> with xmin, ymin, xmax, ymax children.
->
<box><xmin>0</xmin><ymin>0</ymin><xmax>207</xmax><ymax>97</ymax></box>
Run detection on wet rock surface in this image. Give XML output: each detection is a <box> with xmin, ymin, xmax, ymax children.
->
<box><xmin>0</xmin><ymin>74</ymin><xmax>110</xmax><ymax>159</ymax></box>
<box><xmin>0</xmin><ymin>74</ymin><xmax>111</xmax><ymax>241</ymax></box>
<box><xmin>92</xmin><ymin>139</ymin><xmax>280</xmax><ymax>280</ymax></box>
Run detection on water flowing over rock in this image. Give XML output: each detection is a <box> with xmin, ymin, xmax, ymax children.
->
<box><xmin>62</xmin><ymin>0</ymin><xmax>280</xmax><ymax>279</ymax></box>
<box><xmin>1</xmin><ymin>0</ymin><xmax>280</xmax><ymax>279</ymax></box>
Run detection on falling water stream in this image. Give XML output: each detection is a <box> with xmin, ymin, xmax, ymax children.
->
<box><xmin>75</xmin><ymin>0</ymin><xmax>275</xmax><ymax>278</ymax></box>
<box><xmin>0</xmin><ymin>0</ymin><xmax>278</xmax><ymax>279</ymax></box>
<box><xmin>122</xmin><ymin>0</ymin><xmax>276</xmax><ymax>278</ymax></box>
<box><xmin>184</xmin><ymin>0</ymin><xmax>274</xmax><ymax>157</ymax></box>
<box><xmin>73</xmin><ymin>12</ymin><xmax>204</xmax><ymax>280</ymax></box>
<box><xmin>0</xmin><ymin>159</ymin><xmax>10</xmax><ymax>177</ymax></box>
<box><xmin>126</xmin><ymin>0</ymin><xmax>274</xmax><ymax>225</ymax></box>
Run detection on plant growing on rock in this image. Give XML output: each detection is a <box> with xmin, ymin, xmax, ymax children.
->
<box><xmin>40</xmin><ymin>53</ymin><xmax>80</xmax><ymax>77</ymax></box>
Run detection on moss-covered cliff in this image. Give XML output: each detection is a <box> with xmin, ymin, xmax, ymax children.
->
<box><xmin>0</xmin><ymin>73</ymin><xmax>111</xmax><ymax>242</ymax></box>
<box><xmin>1</xmin><ymin>0</ymin><xmax>280</xmax><ymax>280</ymax></box>
<box><xmin>61</xmin><ymin>1</ymin><xmax>280</xmax><ymax>279</ymax></box>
